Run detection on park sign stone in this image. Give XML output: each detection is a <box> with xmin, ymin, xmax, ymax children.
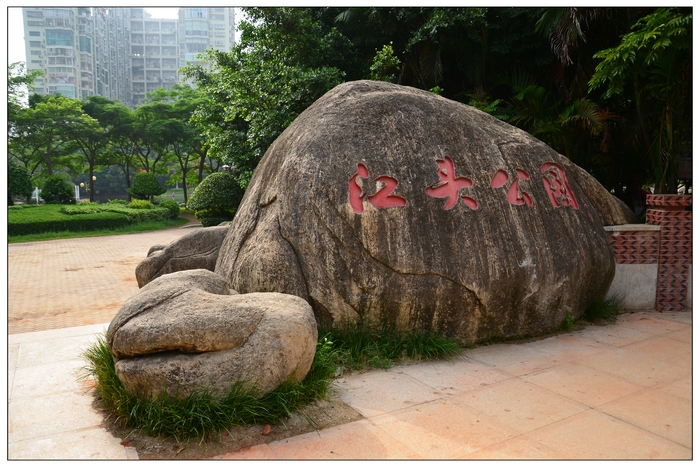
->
<box><xmin>215</xmin><ymin>80</ymin><xmax>636</xmax><ymax>343</ymax></box>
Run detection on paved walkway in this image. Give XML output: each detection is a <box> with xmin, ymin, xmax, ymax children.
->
<box><xmin>6</xmin><ymin>230</ymin><xmax>693</xmax><ymax>459</ymax></box>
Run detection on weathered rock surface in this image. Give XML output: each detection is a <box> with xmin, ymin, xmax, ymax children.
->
<box><xmin>135</xmin><ymin>225</ymin><xmax>228</xmax><ymax>288</ymax></box>
<box><xmin>107</xmin><ymin>269</ymin><xmax>317</xmax><ymax>399</ymax></box>
<box><xmin>215</xmin><ymin>80</ymin><xmax>637</xmax><ymax>342</ymax></box>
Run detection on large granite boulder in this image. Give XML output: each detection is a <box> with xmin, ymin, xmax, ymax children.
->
<box><xmin>107</xmin><ymin>269</ymin><xmax>317</xmax><ymax>399</ymax></box>
<box><xmin>215</xmin><ymin>80</ymin><xmax>637</xmax><ymax>343</ymax></box>
<box><xmin>135</xmin><ymin>226</ymin><xmax>228</xmax><ymax>288</ymax></box>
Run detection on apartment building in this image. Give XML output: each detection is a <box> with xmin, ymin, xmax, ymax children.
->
<box><xmin>21</xmin><ymin>7</ymin><xmax>235</xmax><ymax>108</ymax></box>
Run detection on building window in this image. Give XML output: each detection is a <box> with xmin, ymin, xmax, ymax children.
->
<box><xmin>29</xmin><ymin>31</ymin><xmax>41</xmax><ymax>36</ymax></box>
<box><xmin>27</xmin><ymin>21</ymin><xmax>43</xmax><ymax>27</ymax></box>
<box><xmin>79</xmin><ymin>36</ymin><xmax>92</xmax><ymax>52</ymax></box>
<box><xmin>30</xmin><ymin>41</ymin><xmax>42</xmax><ymax>47</ymax></box>
<box><xmin>46</xmin><ymin>29</ymin><xmax>74</xmax><ymax>46</ymax></box>
<box><xmin>30</xmin><ymin>50</ymin><xmax>42</xmax><ymax>55</ymax></box>
<box><xmin>26</xmin><ymin>10</ymin><xmax>43</xmax><ymax>18</ymax></box>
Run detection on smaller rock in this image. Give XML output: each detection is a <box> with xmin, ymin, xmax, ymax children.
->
<box><xmin>135</xmin><ymin>225</ymin><xmax>228</xmax><ymax>288</ymax></box>
<box><xmin>107</xmin><ymin>269</ymin><xmax>318</xmax><ymax>399</ymax></box>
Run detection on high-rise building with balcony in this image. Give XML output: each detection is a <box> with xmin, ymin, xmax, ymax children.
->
<box><xmin>22</xmin><ymin>7</ymin><xmax>236</xmax><ymax>108</ymax></box>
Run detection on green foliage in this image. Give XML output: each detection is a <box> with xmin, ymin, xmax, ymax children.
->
<box><xmin>8</xmin><ymin>202</ymin><xmax>175</xmax><ymax>236</ymax></box>
<box><xmin>324</xmin><ymin>325</ymin><xmax>461</xmax><ymax>371</ymax></box>
<box><xmin>186</xmin><ymin>172</ymin><xmax>245</xmax><ymax>226</ymax></box>
<box><xmin>107</xmin><ymin>199</ymin><xmax>129</xmax><ymax>205</ymax></box>
<box><xmin>8</xmin><ymin>160</ymin><xmax>33</xmax><ymax>205</ymax></box>
<box><xmin>588</xmin><ymin>8</ymin><xmax>692</xmax><ymax>194</ymax></box>
<box><xmin>369</xmin><ymin>42</ymin><xmax>401</xmax><ymax>82</ymax></box>
<box><xmin>8</xmin><ymin>218</ymin><xmax>189</xmax><ymax>243</ymax></box>
<box><xmin>156</xmin><ymin>199</ymin><xmax>181</xmax><ymax>220</ymax></box>
<box><xmin>81</xmin><ymin>325</ymin><xmax>461</xmax><ymax>440</ymax></box>
<box><xmin>128</xmin><ymin>173</ymin><xmax>167</xmax><ymax>200</ymax></box>
<box><xmin>580</xmin><ymin>296</ymin><xmax>622</xmax><ymax>322</ymax></box>
<box><xmin>127</xmin><ymin>200</ymin><xmax>153</xmax><ymax>210</ymax></box>
<box><xmin>41</xmin><ymin>175</ymin><xmax>76</xmax><ymax>205</ymax></box>
<box><xmin>183</xmin><ymin>8</ymin><xmax>348</xmax><ymax>186</ymax></box>
<box><xmin>8</xmin><ymin>205</ymin><xmax>129</xmax><ymax>236</ymax></box>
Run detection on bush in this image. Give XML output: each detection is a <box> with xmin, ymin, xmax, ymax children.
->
<box><xmin>156</xmin><ymin>199</ymin><xmax>181</xmax><ymax>220</ymax></box>
<box><xmin>41</xmin><ymin>175</ymin><xmax>76</xmax><ymax>204</ymax></box>
<box><xmin>186</xmin><ymin>172</ymin><xmax>245</xmax><ymax>227</ymax></box>
<box><xmin>8</xmin><ymin>161</ymin><xmax>33</xmax><ymax>205</ymax></box>
<box><xmin>107</xmin><ymin>199</ymin><xmax>128</xmax><ymax>205</ymax></box>
<box><xmin>128</xmin><ymin>199</ymin><xmax>152</xmax><ymax>210</ymax></box>
<box><xmin>128</xmin><ymin>173</ymin><xmax>166</xmax><ymax>201</ymax></box>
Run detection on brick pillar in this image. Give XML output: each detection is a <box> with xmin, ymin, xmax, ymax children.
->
<box><xmin>646</xmin><ymin>194</ymin><xmax>692</xmax><ymax>311</ymax></box>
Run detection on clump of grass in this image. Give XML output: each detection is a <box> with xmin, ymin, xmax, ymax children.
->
<box><xmin>81</xmin><ymin>334</ymin><xmax>340</xmax><ymax>440</ymax></box>
<box><xmin>324</xmin><ymin>324</ymin><xmax>462</xmax><ymax>371</ymax></box>
<box><xmin>580</xmin><ymin>295</ymin><xmax>622</xmax><ymax>322</ymax></box>
<box><xmin>81</xmin><ymin>327</ymin><xmax>459</xmax><ymax>440</ymax></box>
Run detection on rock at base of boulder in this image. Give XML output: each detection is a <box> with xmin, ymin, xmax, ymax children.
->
<box><xmin>135</xmin><ymin>225</ymin><xmax>228</xmax><ymax>288</ymax></box>
<box><xmin>107</xmin><ymin>269</ymin><xmax>318</xmax><ymax>400</ymax></box>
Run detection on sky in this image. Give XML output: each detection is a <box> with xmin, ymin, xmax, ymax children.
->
<box><xmin>6</xmin><ymin>7</ymin><xmax>181</xmax><ymax>66</ymax></box>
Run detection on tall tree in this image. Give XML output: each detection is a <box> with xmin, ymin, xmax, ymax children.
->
<box><xmin>589</xmin><ymin>8</ymin><xmax>692</xmax><ymax>194</ymax></box>
<box><xmin>183</xmin><ymin>7</ymin><xmax>348</xmax><ymax>187</ymax></box>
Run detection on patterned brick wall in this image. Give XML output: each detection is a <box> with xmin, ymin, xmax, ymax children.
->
<box><xmin>646</xmin><ymin>195</ymin><xmax>693</xmax><ymax>312</ymax></box>
<box><xmin>606</xmin><ymin>230</ymin><xmax>659</xmax><ymax>264</ymax></box>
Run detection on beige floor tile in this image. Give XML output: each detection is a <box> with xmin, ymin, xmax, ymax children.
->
<box><xmin>9</xmin><ymin>343</ymin><xmax>20</xmax><ymax>397</ymax></box>
<box><xmin>651</xmin><ymin>310</ymin><xmax>692</xmax><ymax>324</ymax></box>
<box><xmin>16</xmin><ymin>334</ymin><xmax>97</xmax><ymax>367</ymax></box>
<box><xmin>8</xmin><ymin>428</ymin><xmax>131</xmax><ymax>460</ymax></box>
<box><xmin>463</xmin><ymin>342</ymin><xmax>561</xmax><ymax>377</ymax></box>
<box><xmin>211</xmin><ymin>444</ymin><xmax>278</xmax><ymax>459</ymax></box>
<box><xmin>664</xmin><ymin>327</ymin><xmax>692</xmax><ymax>343</ymax></box>
<box><xmin>523</xmin><ymin>362</ymin><xmax>643</xmax><ymax>407</ymax></box>
<box><xmin>567</xmin><ymin>323</ymin><xmax>655</xmax><ymax>347</ymax></box>
<box><xmin>9</xmin><ymin>391</ymin><xmax>108</xmax><ymax>442</ymax></box>
<box><xmin>395</xmin><ymin>357</ymin><xmax>513</xmax><ymax>396</ymax></box>
<box><xmin>573</xmin><ymin>347</ymin><xmax>690</xmax><ymax>388</ymax></box>
<box><xmin>524</xmin><ymin>333</ymin><xmax>614</xmax><ymax>363</ymax></box>
<box><xmin>653</xmin><ymin>376</ymin><xmax>692</xmax><ymax>401</ymax></box>
<box><xmin>335</xmin><ymin>370</ymin><xmax>442</xmax><ymax>418</ymax></box>
<box><xmin>527</xmin><ymin>409</ymin><xmax>691</xmax><ymax>459</ymax></box>
<box><xmin>267</xmin><ymin>419</ymin><xmax>420</xmax><ymax>459</ymax></box>
<box><xmin>597</xmin><ymin>388</ymin><xmax>692</xmax><ymax>448</ymax></box>
<box><xmin>448</xmin><ymin>378</ymin><xmax>587</xmax><ymax>435</ymax></box>
<box><xmin>615</xmin><ymin>313</ymin><xmax>688</xmax><ymax>335</ymax></box>
<box><xmin>622</xmin><ymin>335</ymin><xmax>691</xmax><ymax>365</ymax></box>
<box><xmin>465</xmin><ymin>435</ymin><xmax>561</xmax><ymax>459</ymax></box>
<box><xmin>370</xmin><ymin>399</ymin><xmax>516</xmax><ymax>458</ymax></box>
<box><xmin>11</xmin><ymin>359</ymin><xmax>85</xmax><ymax>398</ymax></box>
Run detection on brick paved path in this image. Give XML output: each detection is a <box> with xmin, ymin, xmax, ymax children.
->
<box><xmin>8</xmin><ymin>227</ymin><xmax>199</xmax><ymax>334</ymax></box>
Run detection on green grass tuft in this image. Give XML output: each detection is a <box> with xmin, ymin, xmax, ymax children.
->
<box><xmin>580</xmin><ymin>295</ymin><xmax>622</xmax><ymax>322</ymax></box>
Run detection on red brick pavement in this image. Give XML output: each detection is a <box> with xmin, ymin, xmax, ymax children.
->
<box><xmin>8</xmin><ymin>228</ymin><xmax>199</xmax><ymax>334</ymax></box>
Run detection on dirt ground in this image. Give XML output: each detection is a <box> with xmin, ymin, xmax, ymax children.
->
<box><xmin>95</xmin><ymin>385</ymin><xmax>363</xmax><ymax>460</ymax></box>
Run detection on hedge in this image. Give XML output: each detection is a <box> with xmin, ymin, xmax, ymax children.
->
<box><xmin>9</xmin><ymin>210</ymin><xmax>131</xmax><ymax>236</ymax></box>
<box><xmin>8</xmin><ymin>204</ymin><xmax>173</xmax><ymax>236</ymax></box>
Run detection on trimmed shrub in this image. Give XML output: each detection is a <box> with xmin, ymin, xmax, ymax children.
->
<box><xmin>107</xmin><ymin>199</ymin><xmax>128</xmax><ymax>205</ymax></box>
<box><xmin>156</xmin><ymin>199</ymin><xmax>181</xmax><ymax>220</ymax></box>
<box><xmin>187</xmin><ymin>172</ymin><xmax>245</xmax><ymax>227</ymax></box>
<box><xmin>128</xmin><ymin>199</ymin><xmax>152</xmax><ymax>210</ymax></box>
<box><xmin>41</xmin><ymin>175</ymin><xmax>76</xmax><ymax>204</ymax></box>
<box><xmin>8</xmin><ymin>205</ymin><xmax>130</xmax><ymax>236</ymax></box>
<box><xmin>8</xmin><ymin>161</ymin><xmax>33</xmax><ymax>205</ymax></box>
<box><xmin>128</xmin><ymin>173</ymin><xmax>166</xmax><ymax>200</ymax></box>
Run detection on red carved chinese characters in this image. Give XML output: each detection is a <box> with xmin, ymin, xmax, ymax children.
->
<box><xmin>425</xmin><ymin>156</ymin><xmax>478</xmax><ymax>210</ymax></box>
<box><xmin>349</xmin><ymin>163</ymin><xmax>407</xmax><ymax>214</ymax></box>
<box><xmin>490</xmin><ymin>168</ymin><xmax>533</xmax><ymax>206</ymax></box>
<box><xmin>541</xmin><ymin>162</ymin><xmax>579</xmax><ymax>209</ymax></box>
